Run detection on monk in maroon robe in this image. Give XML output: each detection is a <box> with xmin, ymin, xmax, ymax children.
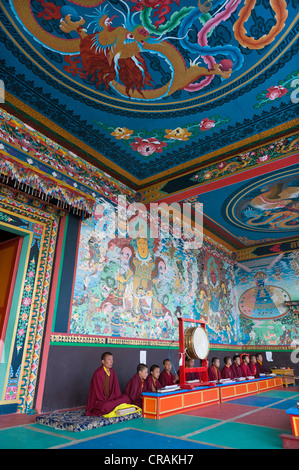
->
<box><xmin>186</xmin><ymin>358</ymin><xmax>202</xmax><ymax>381</ymax></box>
<box><xmin>221</xmin><ymin>357</ymin><xmax>234</xmax><ymax>379</ymax></box>
<box><xmin>240</xmin><ymin>354</ymin><xmax>252</xmax><ymax>377</ymax></box>
<box><xmin>124</xmin><ymin>363</ymin><xmax>148</xmax><ymax>408</ymax></box>
<box><xmin>249</xmin><ymin>355</ymin><xmax>258</xmax><ymax>377</ymax></box>
<box><xmin>231</xmin><ymin>355</ymin><xmax>243</xmax><ymax>378</ymax></box>
<box><xmin>256</xmin><ymin>353</ymin><xmax>270</xmax><ymax>374</ymax></box>
<box><xmin>145</xmin><ymin>364</ymin><xmax>162</xmax><ymax>392</ymax></box>
<box><xmin>85</xmin><ymin>352</ymin><xmax>131</xmax><ymax>416</ymax></box>
<box><xmin>208</xmin><ymin>357</ymin><xmax>222</xmax><ymax>381</ymax></box>
<box><xmin>159</xmin><ymin>359</ymin><xmax>179</xmax><ymax>387</ymax></box>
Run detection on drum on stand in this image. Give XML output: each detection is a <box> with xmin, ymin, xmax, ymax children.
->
<box><xmin>184</xmin><ymin>326</ymin><xmax>210</xmax><ymax>360</ymax></box>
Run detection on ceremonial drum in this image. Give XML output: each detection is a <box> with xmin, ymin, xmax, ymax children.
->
<box><xmin>184</xmin><ymin>326</ymin><xmax>210</xmax><ymax>360</ymax></box>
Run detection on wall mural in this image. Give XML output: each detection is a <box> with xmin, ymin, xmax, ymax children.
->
<box><xmin>70</xmin><ymin>195</ymin><xmax>299</xmax><ymax>347</ymax></box>
<box><xmin>70</xmin><ymin>197</ymin><xmax>239</xmax><ymax>344</ymax></box>
<box><xmin>236</xmin><ymin>252</ymin><xmax>299</xmax><ymax>346</ymax></box>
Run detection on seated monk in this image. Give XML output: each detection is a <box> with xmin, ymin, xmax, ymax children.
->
<box><xmin>221</xmin><ymin>356</ymin><xmax>234</xmax><ymax>379</ymax></box>
<box><xmin>159</xmin><ymin>359</ymin><xmax>179</xmax><ymax>387</ymax></box>
<box><xmin>177</xmin><ymin>357</ymin><xmax>202</xmax><ymax>383</ymax></box>
<box><xmin>85</xmin><ymin>351</ymin><xmax>131</xmax><ymax>416</ymax></box>
<box><xmin>231</xmin><ymin>355</ymin><xmax>243</xmax><ymax>378</ymax></box>
<box><xmin>186</xmin><ymin>357</ymin><xmax>202</xmax><ymax>381</ymax></box>
<box><xmin>145</xmin><ymin>364</ymin><xmax>162</xmax><ymax>392</ymax></box>
<box><xmin>256</xmin><ymin>353</ymin><xmax>270</xmax><ymax>374</ymax></box>
<box><xmin>249</xmin><ymin>354</ymin><xmax>259</xmax><ymax>377</ymax></box>
<box><xmin>124</xmin><ymin>363</ymin><xmax>148</xmax><ymax>408</ymax></box>
<box><xmin>208</xmin><ymin>357</ymin><xmax>222</xmax><ymax>381</ymax></box>
<box><xmin>240</xmin><ymin>354</ymin><xmax>252</xmax><ymax>377</ymax></box>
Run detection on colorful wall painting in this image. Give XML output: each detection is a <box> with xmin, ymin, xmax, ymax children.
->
<box><xmin>70</xmin><ymin>196</ymin><xmax>240</xmax><ymax>344</ymax></box>
<box><xmin>236</xmin><ymin>252</ymin><xmax>299</xmax><ymax>346</ymax></box>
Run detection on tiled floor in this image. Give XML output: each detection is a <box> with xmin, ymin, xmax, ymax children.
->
<box><xmin>0</xmin><ymin>387</ymin><xmax>298</xmax><ymax>449</ymax></box>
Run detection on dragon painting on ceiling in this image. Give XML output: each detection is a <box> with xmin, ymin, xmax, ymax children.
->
<box><xmin>8</xmin><ymin>0</ymin><xmax>288</xmax><ymax>101</ymax></box>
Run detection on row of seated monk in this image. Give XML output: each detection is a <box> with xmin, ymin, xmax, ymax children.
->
<box><xmin>85</xmin><ymin>351</ymin><xmax>271</xmax><ymax>417</ymax></box>
<box><xmin>206</xmin><ymin>353</ymin><xmax>270</xmax><ymax>381</ymax></box>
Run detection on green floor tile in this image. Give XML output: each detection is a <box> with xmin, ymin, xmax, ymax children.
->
<box><xmin>0</xmin><ymin>426</ymin><xmax>71</xmax><ymax>449</ymax></box>
<box><xmin>128</xmin><ymin>415</ymin><xmax>221</xmax><ymax>437</ymax></box>
<box><xmin>258</xmin><ymin>390</ymin><xmax>299</xmax><ymax>399</ymax></box>
<box><xmin>190</xmin><ymin>421</ymin><xmax>286</xmax><ymax>449</ymax></box>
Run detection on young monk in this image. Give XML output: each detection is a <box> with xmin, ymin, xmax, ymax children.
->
<box><xmin>177</xmin><ymin>357</ymin><xmax>202</xmax><ymax>383</ymax></box>
<box><xmin>231</xmin><ymin>355</ymin><xmax>243</xmax><ymax>378</ymax></box>
<box><xmin>85</xmin><ymin>351</ymin><xmax>131</xmax><ymax>416</ymax></box>
<box><xmin>124</xmin><ymin>363</ymin><xmax>148</xmax><ymax>408</ymax></box>
<box><xmin>186</xmin><ymin>357</ymin><xmax>202</xmax><ymax>381</ymax></box>
<box><xmin>159</xmin><ymin>359</ymin><xmax>179</xmax><ymax>387</ymax></box>
<box><xmin>240</xmin><ymin>354</ymin><xmax>252</xmax><ymax>377</ymax></box>
<box><xmin>249</xmin><ymin>354</ymin><xmax>258</xmax><ymax>377</ymax></box>
<box><xmin>208</xmin><ymin>357</ymin><xmax>222</xmax><ymax>381</ymax></box>
<box><xmin>221</xmin><ymin>356</ymin><xmax>234</xmax><ymax>379</ymax></box>
<box><xmin>145</xmin><ymin>364</ymin><xmax>162</xmax><ymax>392</ymax></box>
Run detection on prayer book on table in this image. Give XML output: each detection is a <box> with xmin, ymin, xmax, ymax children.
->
<box><xmin>157</xmin><ymin>385</ymin><xmax>181</xmax><ymax>393</ymax></box>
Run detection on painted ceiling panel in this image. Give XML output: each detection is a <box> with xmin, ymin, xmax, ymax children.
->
<box><xmin>187</xmin><ymin>162</ymin><xmax>299</xmax><ymax>248</ymax></box>
<box><xmin>0</xmin><ymin>0</ymin><xmax>298</xmax><ymax>184</ymax></box>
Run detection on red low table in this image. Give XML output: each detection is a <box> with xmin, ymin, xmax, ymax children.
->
<box><xmin>142</xmin><ymin>377</ymin><xmax>283</xmax><ymax>419</ymax></box>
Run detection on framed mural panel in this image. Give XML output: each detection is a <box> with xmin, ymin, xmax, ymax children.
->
<box><xmin>236</xmin><ymin>252</ymin><xmax>299</xmax><ymax>347</ymax></box>
<box><xmin>69</xmin><ymin>197</ymin><xmax>239</xmax><ymax>346</ymax></box>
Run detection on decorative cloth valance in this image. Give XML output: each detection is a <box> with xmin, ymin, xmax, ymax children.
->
<box><xmin>0</xmin><ymin>147</ymin><xmax>95</xmax><ymax>217</ymax></box>
<box><xmin>0</xmin><ymin>109</ymin><xmax>139</xmax><ymax>216</ymax></box>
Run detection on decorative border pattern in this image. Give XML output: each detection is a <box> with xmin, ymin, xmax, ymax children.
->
<box><xmin>49</xmin><ymin>334</ymin><xmax>296</xmax><ymax>352</ymax></box>
<box><xmin>50</xmin><ymin>333</ymin><xmax>179</xmax><ymax>349</ymax></box>
<box><xmin>140</xmin><ymin>132</ymin><xmax>299</xmax><ymax>202</ymax></box>
<box><xmin>0</xmin><ymin>188</ymin><xmax>58</xmax><ymax>413</ymax></box>
<box><xmin>237</xmin><ymin>237</ymin><xmax>299</xmax><ymax>261</ymax></box>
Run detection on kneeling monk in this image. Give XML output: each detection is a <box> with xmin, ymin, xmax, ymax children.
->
<box><xmin>85</xmin><ymin>351</ymin><xmax>131</xmax><ymax>416</ymax></box>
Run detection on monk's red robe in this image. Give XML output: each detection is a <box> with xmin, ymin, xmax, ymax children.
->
<box><xmin>231</xmin><ymin>363</ymin><xmax>243</xmax><ymax>378</ymax></box>
<box><xmin>221</xmin><ymin>364</ymin><xmax>234</xmax><ymax>379</ymax></box>
<box><xmin>145</xmin><ymin>374</ymin><xmax>161</xmax><ymax>392</ymax></box>
<box><xmin>208</xmin><ymin>365</ymin><xmax>222</xmax><ymax>381</ymax></box>
<box><xmin>177</xmin><ymin>369</ymin><xmax>201</xmax><ymax>383</ymax></box>
<box><xmin>85</xmin><ymin>365</ymin><xmax>131</xmax><ymax>416</ymax></box>
<box><xmin>159</xmin><ymin>369</ymin><xmax>176</xmax><ymax>387</ymax></box>
<box><xmin>249</xmin><ymin>361</ymin><xmax>258</xmax><ymax>377</ymax></box>
<box><xmin>124</xmin><ymin>373</ymin><xmax>145</xmax><ymax>409</ymax></box>
<box><xmin>188</xmin><ymin>371</ymin><xmax>202</xmax><ymax>381</ymax></box>
<box><xmin>256</xmin><ymin>360</ymin><xmax>269</xmax><ymax>374</ymax></box>
<box><xmin>241</xmin><ymin>363</ymin><xmax>252</xmax><ymax>377</ymax></box>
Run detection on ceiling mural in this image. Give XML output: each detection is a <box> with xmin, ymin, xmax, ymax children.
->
<box><xmin>176</xmin><ymin>163</ymin><xmax>299</xmax><ymax>249</ymax></box>
<box><xmin>0</xmin><ymin>0</ymin><xmax>298</xmax><ymax>250</ymax></box>
<box><xmin>0</xmin><ymin>0</ymin><xmax>297</xmax><ymax>182</ymax></box>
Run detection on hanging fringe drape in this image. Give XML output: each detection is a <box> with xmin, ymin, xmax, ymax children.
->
<box><xmin>0</xmin><ymin>151</ymin><xmax>95</xmax><ymax>218</ymax></box>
